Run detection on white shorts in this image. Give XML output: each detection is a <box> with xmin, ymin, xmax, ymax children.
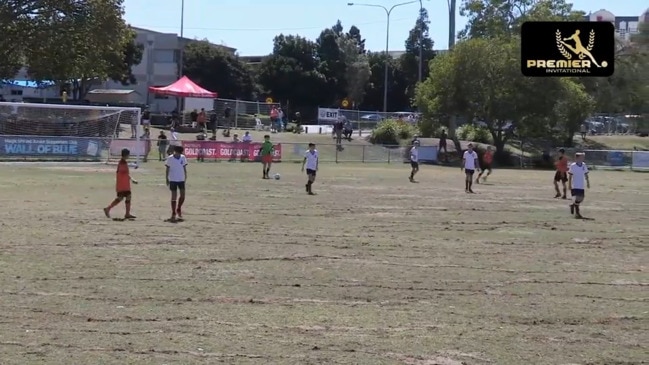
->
<box><xmin>142</xmin><ymin>119</ymin><xmax>151</xmax><ymax>125</ymax></box>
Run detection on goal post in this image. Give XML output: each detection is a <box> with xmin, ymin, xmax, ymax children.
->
<box><xmin>0</xmin><ymin>102</ymin><xmax>144</xmax><ymax>163</ymax></box>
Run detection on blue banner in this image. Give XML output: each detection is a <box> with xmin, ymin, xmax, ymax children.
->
<box><xmin>0</xmin><ymin>136</ymin><xmax>102</xmax><ymax>157</ymax></box>
<box><xmin>608</xmin><ymin>151</ymin><xmax>626</xmax><ymax>166</ymax></box>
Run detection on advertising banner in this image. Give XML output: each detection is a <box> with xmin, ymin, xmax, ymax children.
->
<box><xmin>631</xmin><ymin>151</ymin><xmax>649</xmax><ymax>169</ymax></box>
<box><xmin>181</xmin><ymin>141</ymin><xmax>282</xmax><ymax>161</ymax></box>
<box><xmin>0</xmin><ymin>136</ymin><xmax>102</xmax><ymax>158</ymax></box>
<box><xmin>318</xmin><ymin>108</ymin><xmax>340</xmax><ymax>122</ymax></box>
<box><xmin>109</xmin><ymin>139</ymin><xmax>150</xmax><ymax>156</ymax></box>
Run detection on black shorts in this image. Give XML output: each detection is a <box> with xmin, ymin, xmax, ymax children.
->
<box><xmin>482</xmin><ymin>164</ymin><xmax>492</xmax><ymax>172</ymax></box>
<box><xmin>571</xmin><ymin>189</ymin><xmax>585</xmax><ymax>198</ymax></box>
<box><xmin>306</xmin><ymin>169</ymin><xmax>316</xmax><ymax>177</ymax></box>
<box><xmin>465</xmin><ymin>169</ymin><xmax>475</xmax><ymax>176</ymax></box>
<box><xmin>554</xmin><ymin>171</ymin><xmax>568</xmax><ymax>182</ymax></box>
<box><xmin>411</xmin><ymin>162</ymin><xmax>419</xmax><ymax>169</ymax></box>
<box><xmin>116</xmin><ymin>191</ymin><xmax>131</xmax><ymax>199</ymax></box>
<box><xmin>169</xmin><ymin>181</ymin><xmax>186</xmax><ymax>191</ymax></box>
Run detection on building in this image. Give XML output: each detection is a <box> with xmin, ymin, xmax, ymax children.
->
<box><xmin>0</xmin><ymin>73</ymin><xmax>59</xmax><ymax>102</ymax></box>
<box><xmin>99</xmin><ymin>27</ymin><xmax>236</xmax><ymax>112</ymax></box>
<box><xmin>586</xmin><ymin>8</ymin><xmax>649</xmax><ymax>40</ymax></box>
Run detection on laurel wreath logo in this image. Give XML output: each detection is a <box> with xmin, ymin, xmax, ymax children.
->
<box><xmin>581</xmin><ymin>29</ymin><xmax>596</xmax><ymax>59</ymax></box>
<box><xmin>556</xmin><ymin>30</ymin><xmax>572</xmax><ymax>59</ymax></box>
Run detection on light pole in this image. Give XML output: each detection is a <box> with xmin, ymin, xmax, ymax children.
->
<box><xmin>178</xmin><ymin>0</ymin><xmax>185</xmax><ymax>78</ymax></box>
<box><xmin>348</xmin><ymin>1</ymin><xmax>419</xmax><ymax>113</ymax></box>
<box><xmin>447</xmin><ymin>0</ymin><xmax>456</xmax><ymax>49</ymax></box>
<box><xmin>417</xmin><ymin>0</ymin><xmax>423</xmax><ymax>84</ymax></box>
<box><xmin>177</xmin><ymin>0</ymin><xmax>185</xmax><ymax>111</ymax></box>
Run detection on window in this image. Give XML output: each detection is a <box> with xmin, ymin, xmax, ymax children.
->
<box><xmin>10</xmin><ymin>90</ymin><xmax>23</xmax><ymax>96</ymax></box>
<box><xmin>153</xmin><ymin>49</ymin><xmax>176</xmax><ymax>63</ymax></box>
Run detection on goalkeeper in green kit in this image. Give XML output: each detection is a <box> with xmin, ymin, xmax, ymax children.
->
<box><xmin>259</xmin><ymin>135</ymin><xmax>275</xmax><ymax>179</ymax></box>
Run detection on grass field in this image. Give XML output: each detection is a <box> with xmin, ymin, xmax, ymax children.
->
<box><xmin>0</xmin><ymin>162</ymin><xmax>647</xmax><ymax>365</ymax></box>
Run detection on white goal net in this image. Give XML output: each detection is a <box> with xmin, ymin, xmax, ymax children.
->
<box><xmin>0</xmin><ymin>102</ymin><xmax>143</xmax><ymax>163</ymax></box>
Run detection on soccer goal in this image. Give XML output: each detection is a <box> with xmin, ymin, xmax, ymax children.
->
<box><xmin>0</xmin><ymin>102</ymin><xmax>143</xmax><ymax>163</ymax></box>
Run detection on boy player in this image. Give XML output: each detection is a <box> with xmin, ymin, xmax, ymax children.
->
<box><xmin>301</xmin><ymin>143</ymin><xmax>319</xmax><ymax>195</ymax></box>
<box><xmin>104</xmin><ymin>148</ymin><xmax>138</xmax><ymax>219</ymax></box>
<box><xmin>259</xmin><ymin>135</ymin><xmax>274</xmax><ymax>179</ymax></box>
<box><xmin>165</xmin><ymin>146</ymin><xmax>188</xmax><ymax>222</ymax></box>
<box><xmin>568</xmin><ymin>152</ymin><xmax>590</xmax><ymax>219</ymax></box>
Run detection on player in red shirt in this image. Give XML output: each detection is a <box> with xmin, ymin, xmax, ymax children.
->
<box><xmin>475</xmin><ymin>146</ymin><xmax>494</xmax><ymax>183</ymax></box>
<box><xmin>103</xmin><ymin>148</ymin><xmax>138</xmax><ymax>219</ymax></box>
<box><xmin>554</xmin><ymin>148</ymin><xmax>569</xmax><ymax>199</ymax></box>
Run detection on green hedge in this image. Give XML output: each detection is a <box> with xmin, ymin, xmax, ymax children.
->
<box><xmin>370</xmin><ymin>120</ymin><xmax>417</xmax><ymax>145</ymax></box>
<box><xmin>457</xmin><ymin>124</ymin><xmax>491</xmax><ymax>144</ymax></box>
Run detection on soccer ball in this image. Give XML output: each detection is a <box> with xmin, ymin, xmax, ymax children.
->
<box><xmin>274</xmin><ymin>173</ymin><xmax>280</xmax><ymax>180</ymax></box>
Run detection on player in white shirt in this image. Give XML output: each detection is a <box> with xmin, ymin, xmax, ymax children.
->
<box><xmin>301</xmin><ymin>143</ymin><xmax>319</xmax><ymax>195</ymax></box>
<box><xmin>165</xmin><ymin>146</ymin><xmax>188</xmax><ymax>221</ymax></box>
<box><xmin>568</xmin><ymin>152</ymin><xmax>590</xmax><ymax>219</ymax></box>
<box><xmin>462</xmin><ymin>143</ymin><xmax>480</xmax><ymax>193</ymax></box>
<box><xmin>409</xmin><ymin>140</ymin><xmax>420</xmax><ymax>183</ymax></box>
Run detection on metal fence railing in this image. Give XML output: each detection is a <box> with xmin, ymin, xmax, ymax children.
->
<box><xmin>214</xmin><ymin>98</ymin><xmax>281</xmax><ymax>129</ymax></box>
<box><xmin>272</xmin><ymin>142</ymin><xmax>432</xmax><ymax>164</ymax></box>
<box><xmin>317</xmin><ymin>107</ymin><xmax>420</xmax><ymax>130</ymax></box>
<box><xmin>550</xmin><ymin>149</ymin><xmax>649</xmax><ymax>171</ymax></box>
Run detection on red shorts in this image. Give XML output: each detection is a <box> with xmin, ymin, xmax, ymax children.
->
<box><xmin>261</xmin><ymin>155</ymin><xmax>273</xmax><ymax>163</ymax></box>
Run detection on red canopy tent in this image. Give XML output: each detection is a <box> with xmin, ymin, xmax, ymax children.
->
<box><xmin>148</xmin><ymin>76</ymin><xmax>217</xmax><ymax>98</ymax></box>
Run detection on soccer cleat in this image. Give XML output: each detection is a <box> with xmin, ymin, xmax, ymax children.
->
<box><xmin>103</xmin><ymin>207</ymin><xmax>110</xmax><ymax>218</ymax></box>
<box><xmin>562</xmin><ymin>195</ymin><xmax>567</xmax><ymax>199</ymax></box>
<box><xmin>575</xmin><ymin>213</ymin><xmax>583</xmax><ymax>219</ymax></box>
<box><xmin>469</xmin><ymin>189</ymin><xmax>475</xmax><ymax>193</ymax></box>
<box><xmin>554</xmin><ymin>193</ymin><xmax>561</xmax><ymax>198</ymax></box>
<box><xmin>308</xmin><ymin>191</ymin><xmax>316</xmax><ymax>195</ymax></box>
<box><xmin>124</xmin><ymin>214</ymin><xmax>136</xmax><ymax>220</ymax></box>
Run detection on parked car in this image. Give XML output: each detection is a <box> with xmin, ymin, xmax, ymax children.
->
<box><xmin>360</xmin><ymin>114</ymin><xmax>384</xmax><ymax>122</ymax></box>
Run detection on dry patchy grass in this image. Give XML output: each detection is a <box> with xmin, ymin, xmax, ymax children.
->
<box><xmin>0</xmin><ymin>161</ymin><xmax>647</xmax><ymax>365</ymax></box>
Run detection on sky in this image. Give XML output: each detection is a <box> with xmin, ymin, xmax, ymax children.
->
<box><xmin>123</xmin><ymin>0</ymin><xmax>647</xmax><ymax>56</ymax></box>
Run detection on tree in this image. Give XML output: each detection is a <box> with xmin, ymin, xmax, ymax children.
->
<box><xmin>0</xmin><ymin>1</ymin><xmax>29</xmax><ymax>78</ymax></box>
<box><xmin>258</xmin><ymin>35</ymin><xmax>328</xmax><ymax>107</ymax></box>
<box><xmin>336</xmin><ymin>36</ymin><xmax>370</xmax><ymax>106</ymax></box>
<box><xmin>316</xmin><ymin>22</ymin><xmax>348</xmax><ymax>103</ymax></box>
<box><xmin>552</xmin><ymin>78</ymin><xmax>595</xmax><ymax>146</ymax></box>
<box><xmin>24</xmin><ymin>0</ymin><xmax>136</xmax><ymax>99</ymax></box>
<box><xmin>183</xmin><ymin>40</ymin><xmax>256</xmax><ymax>100</ymax></box>
<box><xmin>401</xmin><ymin>7</ymin><xmax>436</xmax><ymax>98</ymax></box>
<box><xmin>416</xmin><ymin>37</ymin><xmax>565</xmax><ymax>154</ymax></box>
<box><xmin>108</xmin><ymin>29</ymin><xmax>144</xmax><ymax>86</ymax></box>
<box><xmin>363</xmin><ymin>53</ymin><xmax>409</xmax><ymax>111</ymax></box>
<box><xmin>346</xmin><ymin>25</ymin><xmax>366</xmax><ymax>53</ymax></box>
<box><xmin>459</xmin><ymin>0</ymin><xmax>584</xmax><ymax>40</ymax></box>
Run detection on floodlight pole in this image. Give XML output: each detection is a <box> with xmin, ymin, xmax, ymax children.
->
<box><xmin>177</xmin><ymin>0</ymin><xmax>185</xmax><ymax>112</ymax></box>
<box><xmin>348</xmin><ymin>1</ymin><xmax>419</xmax><ymax>113</ymax></box>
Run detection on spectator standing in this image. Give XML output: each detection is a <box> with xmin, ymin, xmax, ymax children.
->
<box><xmin>189</xmin><ymin>109</ymin><xmax>198</xmax><ymax>127</ymax></box>
<box><xmin>197</xmin><ymin>108</ymin><xmax>207</xmax><ymax>131</ymax></box>
<box><xmin>157</xmin><ymin>131</ymin><xmax>169</xmax><ymax>161</ymax></box>
<box><xmin>277</xmin><ymin>107</ymin><xmax>285</xmax><ymax>132</ymax></box>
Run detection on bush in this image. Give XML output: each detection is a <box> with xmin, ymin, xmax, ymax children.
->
<box><xmin>456</xmin><ymin>124</ymin><xmax>491</xmax><ymax>144</ymax></box>
<box><xmin>370</xmin><ymin>119</ymin><xmax>416</xmax><ymax>145</ymax></box>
